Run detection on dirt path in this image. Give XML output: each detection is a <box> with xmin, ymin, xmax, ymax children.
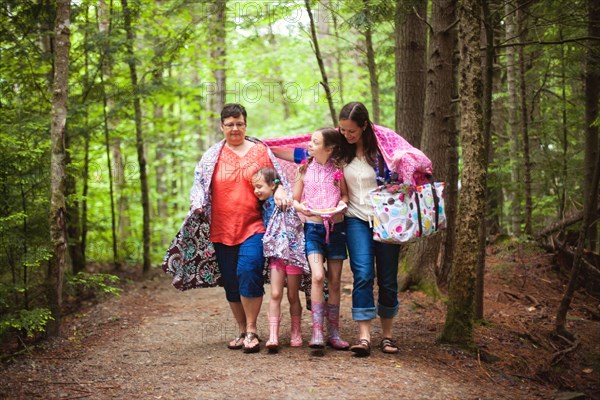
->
<box><xmin>0</xmin><ymin>263</ymin><xmax>565</xmax><ymax>399</ymax></box>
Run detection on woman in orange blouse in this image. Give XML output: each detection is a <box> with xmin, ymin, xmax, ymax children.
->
<box><xmin>190</xmin><ymin>104</ymin><xmax>290</xmax><ymax>353</ymax></box>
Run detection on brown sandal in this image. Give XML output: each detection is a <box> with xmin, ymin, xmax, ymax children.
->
<box><xmin>350</xmin><ymin>338</ymin><xmax>371</xmax><ymax>357</ymax></box>
<box><xmin>380</xmin><ymin>337</ymin><xmax>399</xmax><ymax>354</ymax></box>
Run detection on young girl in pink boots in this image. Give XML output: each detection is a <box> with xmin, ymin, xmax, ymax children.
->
<box><xmin>293</xmin><ymin>128</ymin><xmax>350</xmax><ymax>351</ymax></box>
<box><xmin>252</xmin><ymin>168</ymin><xmax>306</xmax><ymax>352</ymax></box>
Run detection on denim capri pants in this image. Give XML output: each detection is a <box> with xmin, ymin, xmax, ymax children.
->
<box><xmin>213</xmin><ymin>233</ymin><xmax>265</xmax><ymax>302</ymax></box>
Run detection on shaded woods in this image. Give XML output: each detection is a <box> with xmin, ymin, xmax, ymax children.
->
<box><xmin>0</xmin><ymin>0</ymin><xmax>598</xmax><ymax>397</ymax></box>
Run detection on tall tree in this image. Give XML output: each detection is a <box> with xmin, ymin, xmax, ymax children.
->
<box><xmin>98</xmin><ymin>0</ymin><xmax>119</xmax><ymax>268</ymax></box>
<box><xmin>363</xmin><ymin>0</ymin><xmax>380</xmax><ymax>124</ymax></box>
<box><xmin>518</xmin><ymin>0</ymin><xmax>533</xmax><ymax>235</ymax></box>
<box><xmin>121</xmin><ymin>0</ymin><xmax>151</xmax><ymax>273</ymax></box>
<box><xmin>555</xmin><ymin>132</ymin><xmax>600</xmax><ymax>339</ymax></box>
<box><xmin>395</xmin><ymin>0</ymin><xmax>427</xmax><ymax>145</ymax></box>
<box><xmin>476</xmin><ymin>0</ymin><xmax>496</xmax><ymax>319</ymax></box>
<box><xmin>441</xmin><ymin>0</ymin><xmax>485</xmax><ymax>347</ymax></box>
<box><xmin>47</xmin><ymin>0</ymin><xmax>71</xmax><ymax>337</ymax></box>
<box><xmin>584</xmin><ymin>0</ymin><xmax>600</xmax><ymax>251</ymax></box>
<box><xmin>305</xmin><ymin>0</ymin><xmax>337</xmax><ymax>126</ymax></box>
<box><xmin>208</xmin><ymin>0</ymin><xmax>226</xmax><ymax>144</ymax></box>
<box><xmin>405</xmin><ymin>0</ymin><xmax>457</xmax><ymax>293</ymax></box>
<box><xmin>504</xmin><ymin>1</ymin><xmax>522</xmax><ymax>236</ymax></box>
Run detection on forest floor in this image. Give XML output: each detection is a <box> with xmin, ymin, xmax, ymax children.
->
<box><xmin>0</xmin><ymin>241</ymin><xmax>599</xmax><ymax>399</ymax></box>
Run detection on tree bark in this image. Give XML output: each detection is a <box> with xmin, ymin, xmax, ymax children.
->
<box><xmin>406</xmin><ymin>0</ymin><xmax>457</xmax><ymax>295</ymax></box>
<box><xmin>395</xmin><ymin>0</ymin><xmax>427</xmax><ymax>146</ymax></box>
<box><xmin>475</xmin><ymin>0</ymin><xmax>496</xmax><ymax>320</ymax></box>
<box><xmin>47</xmin><ymin>0</ymin><xmax>71</xmax><ymax>337</ymax></box>
<box><xmin>305</xmin><ymin>0</ymin><xmax>337</xmax><ymax>126</ymax></box>
<box><xmin>518</xmin><ymin>1</ymin><xmax>533</xmax><ymax>236</ymax></box>
<box><xmin>441</xmin><ymin>0</ymin><xmax>485</xmax><ymax>347</ymax></box>
<box><xmin>363</xmin><ymin>0</ymin><xmax>380</xmax><ymax>124</ymax></box>
<box><xmin>98</xmin><ymin>0</ymin><xmax>119</xmax><ymax>268</ymax></box>
<box><xmin>584</xmin><ymin>0</ymin><xmax>600</xmax><ymax>251</ymax></box>
<box><xmin>505</xmin><ymin>1</ymin><xmax>522</xmax><ymax>236</ymax></box>
<box><xmin>65</xmin><ymin>125</ymin><xmax>84</xmax><ymax>274</ymax></box>
<box><xmin>122</xmin><ymin>0</ymin><xmax>151</xmax><ymax>273</ymax></box>
<box><xmin>555</xmin><ymin>134</ymin><xmax>600</xmax><ymax>338</ymax></box>
<box><xmin>208</xmin><ymin>0</ymin><xmax>226</xmax><ymax>144</ymax></box>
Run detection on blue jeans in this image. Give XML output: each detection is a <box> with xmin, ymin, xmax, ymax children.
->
<box><xmin>213</xmin><ymin>233</ymin><xmax>265</xmax><ymax>302</ymax></box>
<box><xmin>345</xmin><ymin>217</ymin><xmax>400</xmax><ymax>320</ymax></box>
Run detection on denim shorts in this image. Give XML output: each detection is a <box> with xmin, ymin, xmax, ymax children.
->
<box><xmin>304</xmin><ymin>221</ymin><xmax>347</xmax><ymax>260</ymax></box>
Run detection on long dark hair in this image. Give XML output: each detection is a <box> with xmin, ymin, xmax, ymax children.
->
<box><xmin>338</xmin><ymin>102</ymin><xmax>378</xmax><ymax>166</ymax></box>
<box><xmin>299</xmin><ymin>128</ymin><xmax>344</xmax><ymax>178</ymax></box>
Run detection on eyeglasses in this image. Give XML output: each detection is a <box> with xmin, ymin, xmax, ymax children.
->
<box><xmin>223</xmin><ymin>122</ymin><xmax>246</xmax><ymax>130</ymax></box>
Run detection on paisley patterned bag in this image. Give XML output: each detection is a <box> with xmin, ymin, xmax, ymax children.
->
<box><xmin>368</xmin><ymin>182</ymin><xmax>446</xmax><ymax>244</ymax></box>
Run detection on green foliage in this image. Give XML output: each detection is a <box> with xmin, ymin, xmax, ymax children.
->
<box><xmin>66</xmin><ymin>272</ymin><xmax>122</xmax><ymax>297</ymax></box>
<box><xmin>0</xmin><ymin>308</ymin><xmax>54</xmax><ymax>338</ymax></box>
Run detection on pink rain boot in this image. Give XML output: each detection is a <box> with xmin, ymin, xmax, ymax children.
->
<box><xmin>266</xmin><ymin>315</ymin><xmax>280</xmax><ymax>352</ymax></box>
<box><xmin>290</xmin><ymin>314</ymin><xmax>303</xmax><ymax>347</ymax></box>
<box><xmin>326</xmin><ymin>303</ymin><xmax>349</xmax><ymax>350</ymax></box>
<box><xmin>309</xmin><ymin>302</ymin><xmax>325</xmax><ymax>349</ymax></box>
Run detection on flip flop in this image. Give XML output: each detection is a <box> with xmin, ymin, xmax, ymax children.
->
<box><xmin>227</xmin><ymin>332</ymin><xmax>246</xmax><ymax>350</ymax></box>
<box><xmin>243</xmin><ymin>332</ymin><xmax>261</xmax><ymax>353</ymax></box>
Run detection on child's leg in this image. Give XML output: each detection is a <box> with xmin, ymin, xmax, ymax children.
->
<box><xmin>326</xmin><ymin>260</ymin><xmax>343</xmax><ymax>306</ymax></box>
<box><xmin>308</xmin><ymin>253</ymin><xmax>325</xmax><ymax>303</ymax></box>
<box><xmin>286</xmin><ymin>274</ymin><xmax>302</xmax><ymax>317</ymax></box>
<box><xmin>307</xmin><ymin>253</ymin><xmax>326</xmax><ymax>348</ymax></box>
<box><xmin>267</xmin><ymin>265</ymin><xmax>286</xmax><ymax>350</ymax></box>
<box><xmin>287</xmin><ymin>273</ymin><xmax>303</xmax><ymax>347</ymax></box>
<box><xmin>269</xmin><ymin>267</ymin><xmax>285</xmax><ymax>318</ymax></box>
<box><xmin>325</xmin><ymin>259</ymin><xmax>349</xmax><ymax>350</ymax></box>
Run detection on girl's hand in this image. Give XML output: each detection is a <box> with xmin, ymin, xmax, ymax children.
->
<box><xmin>193</xmin><ymin>206</ymin><xmax>203</xmax><ymax>215</ymax></box>
<box><xmin>274</xmin><ymin>185</ymin><xmax>292</xmax><ymax>210</ymax></box>
<box><xmin>293</xmin><ymin>201</ymin><xmax>314</xmax><ymax>217</ymax></box>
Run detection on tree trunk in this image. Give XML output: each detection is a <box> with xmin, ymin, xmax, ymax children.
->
<box><xmin>440</xmin><ymin>19</ymin><xmax>461</xmax><ymax>287</ymax></box>
<box><xmin>475</xmin><ymin>0</ymin><xmax>496</xmax><ymax>320</ymax></box>
<box><xmin>518</xmin><ymin>1</ymin><xmax>533</xmax><ymax>236</ymax></box>
<box><xmin>505</xmin><ymin>1</ymin><xmax>522</xmax><ymax>236</ymax></box>
<box><xmin>332</xmin><ymin>5</ymin><xmax>344</xmax><ymax>104</ymax></box>
<box><xmin>99</xmin><ymin>0</ymin><xmax>119</xmax><ymax>268</ymax></box>
<box><xmin>47</xmin><ymin>0</ymin><xmax>71</xmax><ymax>337</ymax></box>
<box><xmin>305</xmin><ymin>0</ymin><xmax>337</xmax><ymax>126</ymax></box>
<box><xmin>122</xmin><ymin>0</ymin><xmax>151</xmax><ymax>273</ymax></box>
<box><xmin>405</xmin><ymin>0</ymin><xmax>457</xmax><ymax>295</ymax></box>
<box><xmin>441</xmin><ymin>0</ymin><xmax>485</xmax><ymax>347</ymax></box>
<box><xmin>65</xmin><ymin>125</ymin><xmax>84</xmax><ymax>273</ymax></box>
<box><xmin>395</xmin><ymin>0</ymin><xmax>427</xmax><ymax>145</ymax></box>
<box><xmin>584</xmin><ymin>0</ymin><xmax>600</xmax><ymax>251</ymax></box>
<box><xmin>208</xmin><ymin>0</ymin><xmax>226</xmax><ymax>144</ymax></box>
<box><xmin>363</xmin><ymin>0</ymin><xmax>380</xmax><ymax>124</ymax></box>
<box><xmin>555</xmin><ymin>136</ymin><xmax>600</xmax><ymax>338</ymax></box>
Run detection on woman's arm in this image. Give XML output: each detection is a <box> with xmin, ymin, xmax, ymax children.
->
<box><xmin>270</xmin><ymin>147</ymin><xmax>308</xmax><ymax>164</ymax></box>
<box><xmin>338</xmin><ymin>175</ymin><xmax>349</xmax><ymax>208</ymax></box>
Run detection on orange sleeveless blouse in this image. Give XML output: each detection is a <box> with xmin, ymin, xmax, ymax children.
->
<box><xmin>209</xmin><ymin>143</ymin><xmax>273</xmax><ymax>246</ymax></box>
